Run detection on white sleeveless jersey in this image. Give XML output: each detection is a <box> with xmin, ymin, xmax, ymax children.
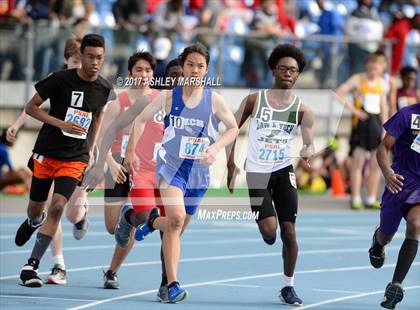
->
<box><xmin>245</xmin><ymin>90</ymin><xmax>301</xmax><ymax>173</ymax></box>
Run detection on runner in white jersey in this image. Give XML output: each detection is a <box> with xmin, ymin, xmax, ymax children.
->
<box><xmin>227</xmin><ymin>44</ymin><xmax>314</xmax><ymax>306</ymax></box>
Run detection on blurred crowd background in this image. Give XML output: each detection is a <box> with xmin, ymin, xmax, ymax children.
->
<box><xmin>0</xmin><ymin>0</ymin><xmax>419</xmax><ymax>197</ymax></box>
<box><xmin>0</xmin><ymin>0</ymin><xmax>419</xmax><ymax>87</ymax></box>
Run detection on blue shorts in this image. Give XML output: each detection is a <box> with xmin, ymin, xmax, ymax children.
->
<box><xmin>380</xmin><ymin>171</ymin><xmax>420</xmax><ymax>234</ymax></box>
<box><xmin>156</xmin><ymin>152</ymin><xmax>209</xmax><ymax>215</ymax></box>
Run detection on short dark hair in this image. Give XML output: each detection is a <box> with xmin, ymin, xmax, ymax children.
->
<box><xmin>80</xmin><ymin>34</ymin><xmax>105</xmax><ymax>53</ymax></box>
<box><xmin>178</xmin><ymin>42</ymin><xmax>210</xmax><ymax>66</ymax></box>
<box><xmin>400</xmin><ymin>66</ymin><xmax>417</xmax><ymax>77</ymax></box>
<box><xmin>373</xmin><ymin>50</ymin><xmax>387</xmax><ymax>59</ymax></box>
<box><xmin>128</xmin><ymin>51</ymin><xmax>156</xmax><ymax>72</ymax></box>
<box><xmin>165</xmin><ymin>58</ymin><xmax>181</xmax><ymax>76</ymax></box>
<box><xmin>268</xmin><ymin>44</ymin><xmax>306</xmax><ymax>72</ymax></box>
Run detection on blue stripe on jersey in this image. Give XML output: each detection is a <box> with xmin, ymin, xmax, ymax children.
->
<box><xmin>162</xmin><ymin>86</ymin><xmax>219</xmax><ymax>167</ymax></box>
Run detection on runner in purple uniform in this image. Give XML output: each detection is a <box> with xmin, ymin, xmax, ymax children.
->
<box><xmin>368</xmin><ymin>103</ymin><xmax>420</xmax><ymax>309</ymax></box>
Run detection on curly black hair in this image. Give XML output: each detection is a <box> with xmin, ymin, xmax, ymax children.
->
<box><xmin>268</xmin><ymin>44</ymin><xmax>306</xmax><ymax>72</ymax></box>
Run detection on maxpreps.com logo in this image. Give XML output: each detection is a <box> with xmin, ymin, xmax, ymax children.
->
<box><xmin>197</xmin><ymin>209</ymin><xmax>259</xmax><ymax>221</ymax></box>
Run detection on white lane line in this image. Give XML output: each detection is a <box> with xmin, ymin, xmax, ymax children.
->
<box><xmin>300</xmin><ymin>285</ymin><xmax>420</xmax><ymax>309</ymax></box>
<box><xmin>313</xmin><ymin>288</ymin><xmax>366</xmax><ymax>294</ymax></box>
<box><xmin>67</xmin><ymin>263</ymin><xmax>420</xmax><ymax>310</ymax></box>
<box><xmin>0</xmin><ymin>228</ymin><xmax>258</xmax><ymax>240</ymax></box>
<box><xmin>0</xmin><ymin>295</ymin><xmax>98</xmax><ymax>302</ymax></box>
<box><xmin>0</xmin><ymin>246</ymin><xmax>403</xmax><ymax>280</ymax></box>
<box><xmin>1</xmin><ymin>236</ymin><xmax>406</xmax><ymax>256</ymax></box>
<box><xmin>210</xmin><ymin>283</ymin><xmax>260</xmax><ymax>288</ymax></box>
<box><xmin>0</xmin><ymin>238</ymin><xmax>263</xmax><ymax>255</ymax></box>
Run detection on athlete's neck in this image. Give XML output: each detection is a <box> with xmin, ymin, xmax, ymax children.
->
<box><xmin>77</xmin><ymin>68</ymin><xmax>98</xmax><ymax>82</ymax></box>
<box><xmin>270</xmin><ymin>87</ymin><xmax>294</xmax><ymax>102</ymax></box>
<box><xmin>182</xmin><ymin>86</ymin><xmax>203</xmax><ymax>98</ymax></box>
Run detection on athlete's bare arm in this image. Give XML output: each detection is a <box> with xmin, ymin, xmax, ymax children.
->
<box><xmin>376</xmin><ymin>133</ymin><xmax>404</xmax><ymax>194</ymax></box>
<box><xmin>225</xmin><ymin>92</ymin><xmax>258</xmax><ymax>192</ymax></box>
<box><xmin>124</xmin><ymin>90</ymin><xmax>170</xmax><ymax>174</ymax></box>
<box><xmin>379</xmin><ymin>92</ymin><xmax>388</xmax><ymax>124</ymax></box>
<box><xmin>201</xmin><ymin>92</ymin><xmax>239</xmax><ymax>166</ymax></box>
<box><xmin>6</xmin><ymin>111</ymin><xmax>30</xmax><ymax>143</ymax></box>
<box><xmin>25</xmin><ymin>93</ymin><xmax>86</xmax><ymax>136</ymax></box>
<box><xmin>298</xmin><ymin>103</ymin><xmax>315</xmax><ymax>162</ymax></box>
<box><xmin>388</xmin><ymin>76</ymin><xmax>398</xmax><ymax>117</ymax></box>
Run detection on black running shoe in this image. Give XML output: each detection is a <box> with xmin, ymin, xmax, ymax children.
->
<box><xmin>279</xmin><ymin>286</ymin><xmax>303</xmax><ymax>306</ymax></box>
<box><xmin>369</xmin><ymin>227</ymin><xmax>386</xmax><ymax>268</ymax></box>
<box><xmin>15</xmin><ymin>212</ymin><xmax>46</xmax><ymax>247</ymax></box>
<box><xmin>103</xmin><ymin>270</ymin><xmax>119</xmax><ymax>289</ymax></box>
<box><xmin>19</xmin><ymin>258</ymin><xmax>42</xmax><ymax>287</ymax></box>
<box><xmin>380</xmin><ymin>282</ymin><xmax>404</xmax><ymax>309</ymax></box>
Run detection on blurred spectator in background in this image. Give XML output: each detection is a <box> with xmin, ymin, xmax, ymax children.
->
<box><xmin>391</xmin><ymin>65</ymin><xmax>419</xmax><ymax>115</ymax></box>
<box><xmin>152</xmin><ymin>36</ymin><xmax>172</xmax><ymax>84</ymax></box>
<box><xmin>336</xmin><ymin>53</ymin><xmax>388</xmax><ymax>210</ymax></box>
<box><xmin>112</xmin><ymin>0</ymin><xmax>147</xmax><ymax>30</ymax></box>
<box><xmin>244</xmin><ymin>0</ymin><xmax>284</xmax><ymax>87</ymax></box>
<box><xmin>374</xmin><ymin>50</ymin><xmax>397</xmax><ymax>120</ymax></box>
<box><xmin>153</xmin><ymin>0</ymin><xmax>185</xmax><ymax>37</ymax></box>
<box><xmin>53</xmin><ymin>0</ymin><xmax>93</xmax><ymax>28</ymax></box>
<box><xmin>346</xmin><ymin>0</ymin><xmax>383</xmax><ymax>76</ymax></box>
<box><xmin>385</xmin><ymin>6</ymin><xmax>418</xmax><ymax>75</ymax></box>
<box><xmin>0</xmin><ymin>130</ymin><xmax>31</xmax><ymax>193</ymax></box>
<box><xmin>315</xmin><ymin>0</ymin><xmax>345</xmax><ymax>88</ymax></box>
<box><xmin>111</xmin><ymin>0</ymin><xmax>149</xmax><ymax>77</ymax></box>
<box><xmin>402</xmin><ymin>13</ymin><xmax>419</xmax><ymax>68</ymax></box>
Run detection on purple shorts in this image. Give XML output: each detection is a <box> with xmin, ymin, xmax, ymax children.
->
<box><xmin>380</xmin><ymin>171</ymin><xmax>420</xmax><ymax>234</ymax></box>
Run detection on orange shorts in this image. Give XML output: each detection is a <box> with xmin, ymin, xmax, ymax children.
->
<box><xmin>130</xmin><ymin>169</ymin><xmax>165</xmax><ymax>215</ymax></box>
<box><xmin>31</xmin><ymin>153</ymin><xmax>87</xmax><ymax>181</ymax></box>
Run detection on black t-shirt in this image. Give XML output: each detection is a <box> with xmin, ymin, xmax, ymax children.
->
<box><xmin>33</xmin><ymin>69</ymin><xmax>116</xmax><ymax>163</ymax></box>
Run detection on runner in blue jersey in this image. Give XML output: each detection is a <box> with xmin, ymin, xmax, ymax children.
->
<box><xmin>124</xmin><ymin>43</ymin><xmax>239</xmax><ymax>303</ymax></box>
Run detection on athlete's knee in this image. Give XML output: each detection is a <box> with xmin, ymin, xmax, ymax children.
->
<box><xmin>406</xmin><ymin>218</ymin><xmax>420</xmax><ymax>240</ymax></box>
<box><xmin>167</xmin><ymin>214</ymin><xmax>185</xmax><ymax>231</ymax></box>
<box><xmin>280</xmin><ymin>228</ymin><xmax>297</xmax><ymax>247</ymax></box>
<box><xmin>49</xmin><ymin>197</ymin><xmax>67</xmax><ymax>220</ymax></box>
<box><xmin>105</xmin><ymin>220</ymin><xmax>117</xmax><ymax>235</ymax></box>
<box><xmin>27</xmin><ymin>200</ymin><xmax>45</xmax><ymax>218</ymax></box>
<box><xmin>258</xmin><ymin>223</ymin><xmax>277</xmax><ymax>244</ymax></box>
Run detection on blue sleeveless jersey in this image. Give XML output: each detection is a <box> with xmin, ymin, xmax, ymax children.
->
<box><xmin>159</xmin><ymin>86</ymin><xmax>219</xmax><ymax>168</ymax></box>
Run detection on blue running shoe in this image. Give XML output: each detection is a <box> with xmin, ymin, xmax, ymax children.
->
<box><xmin>115</xmin><ymin>203</ymin><xmax>133</xmax><ymax>248</ymax></box>
<box><xmin>135</xmin><ymin>208</ymin><xmax>159</xmax><ymax>241</ymax></box>
<box><xmin>168</xmin><ymin>282</ymin><xmax>188</xmax><ymax>303</ymax></box>
<box><xmin>280</xmin><ymin>286</ymin><xmax>303</xmax><ymax>306</ymax></box>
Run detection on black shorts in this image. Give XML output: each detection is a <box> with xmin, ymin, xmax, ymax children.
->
<box><xmin>246</xmin><ymin>165</ymin><xmax>298</xmax><ymax>223</ymax></box>
<box><xmin>104</xmin><ymin>154</ymin><xmax>130</xmax><ymax>203</ymax></box>
<box><xmin>350</xmin><ymin>115</ymin><xmax>382</xmax><ymax>152</ymax></box>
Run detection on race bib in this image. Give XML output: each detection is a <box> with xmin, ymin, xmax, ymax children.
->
<box><xmin>257</xmin><ymin>143</ymin><xmax>286</xmax><ymax>164</ymax></box>
<box><xmin>411</xmin><ymin>114</ymin><xmax>420</xmax><ymax>130</ymax></box>
<box><xmin>152</xmin><ymin>143</ymin><xmax>162</xmax><ymax>162</ymax></box>
<box><xmin>411</xmin><ymin>133</ymin><xmax>420</xmax><ymax>154</ymax></box>
<box><xmin>362</xmin><ymin>93</ymin><xmax>381</xmax><ymax>115</ymax></box>
<box><xmin>120</xmin><ymin>135</ymin><xmax>129</xmax><ymax>158</ymax></box>
<box><xmin>179</xmin><ymin>136</ymin><xmax>210</xmax><ymax>159</ymax></box>
<box><xmin>62</xmin><ymin>107</ymin><xmax>92</xmax><ymax>139</ymax></box>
